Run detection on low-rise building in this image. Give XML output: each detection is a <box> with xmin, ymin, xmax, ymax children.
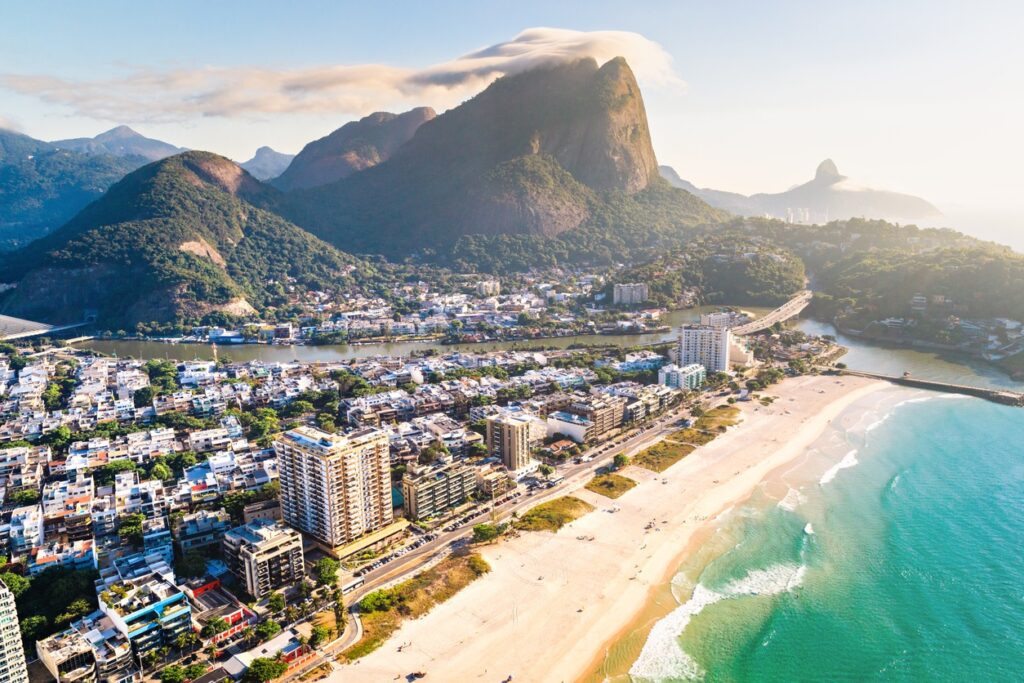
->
<box><xmin>96</xmin><ymin>573</ymin><xmax>192</xmax><ymax>658</ymax></box>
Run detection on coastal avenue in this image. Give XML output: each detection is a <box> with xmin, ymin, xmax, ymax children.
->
<box><xmin>283</xmin><ymin>398</ymin><xmax>703</xmax><ymax>680</ymax></box>
<box><xmin>732</xmin><ymin>289</ymin><xmax>813</xmax><ymax>336</ymax></box>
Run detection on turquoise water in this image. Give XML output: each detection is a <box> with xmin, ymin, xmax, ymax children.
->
<box><xmin>628</xmin><ymin>391</ymin><xmax>1024</xmax><ymax>682</ymax></box>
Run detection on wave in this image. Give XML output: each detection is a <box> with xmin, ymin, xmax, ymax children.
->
<box><xmin>804</xmin><ymin>523</ymin><xmax>815</xmax><ymax>535</ymax></box>
<box><xmin>819</xmin><ymin>449</ymin><xmax>859</xmax><ymax>485</ymax></box>
<box><xmin>777</xmin><ymin>487</ymin><xmax>806</xmax><ymax>511</ymax></box>
<box><xmin>629</xmin><ymin>564</ymin><xmax>806</xmax><ymax>681</ymax></box>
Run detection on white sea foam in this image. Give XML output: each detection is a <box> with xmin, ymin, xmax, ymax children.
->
<box><xmin>628</xmin><ymin>564</ymin><xmax>807</xmax><ymax>681</ymax></box>
<box><xmin>804</xmin><ymin>523</ymin><xmax>814</xmax><ymax>535</ymax></box>
<box><xmin>777</xmin><ymin>487</ymin><xmax>805</xmax><ymax>511</ymax></box>
<box><xmin>819</xmin><ymin>449</ymin><xmax>859</xmax><ymax>485</ymax></box>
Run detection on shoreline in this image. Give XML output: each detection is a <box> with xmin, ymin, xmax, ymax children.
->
<box><xmin>333</xmin><ymin>375</ymin><xmax>889</xmax><ymax>683</ymax></box>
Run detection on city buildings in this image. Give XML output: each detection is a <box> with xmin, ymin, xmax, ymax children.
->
<box><xmin>612</xmin><ymin>283</ymin><xmax>649</xmax><ymax>305</ymax></box>
<box><xmin>275</xmin><ymin>426</ymin><xmax>395</xmax><ymax>553</ymax></box>
<box><xmin>0</xmin><ymin>578</ymin><xmax>28</xmax><ymax>683</ymax></box>
<box><xmin>678</xmin><ymin>325</ymin><xmax>732</xmax><ymax>373</ymax></box>
<box><xmin>401</xmin><ymin>460</ymin><xmax>476</xmax><ymax>520</ymax></box>
<box><xmin>658</xmin><ymin>363</ymin><xmax>707</xmax><ymax>390</ymax></box>
<box><xmin>37</xmin><ymin>611</ymin><xmax>140</xmax><ymax>683</ymax></box>
<box><xmin>222</xmin><ymin>520</ymin><xmax>305</xmax><ymax>599</ymax></box>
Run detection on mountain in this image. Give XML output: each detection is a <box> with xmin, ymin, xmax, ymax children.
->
<box><xmin>0</xmin><ymin>152</ymin><xmax>364</xmax><ymax>328</ymax></box>
<box><xmin>282</xmin><ymin>57</ymin><xmax>700</xmax><ymax>257</ymax></box>
<box><xmin>272</xmin><ymin>108</ymin><xmax>436</xmax><ymax>191</ymax></box>
<box><xmin>0</xmin><ymin>128</ymin><xmax>145</xmax><ymax>251</ymax></box>
<box><xmin>660</xmin><ymin>160</ymin><xmax>941</xmax><ymax>224</ymax></box>
<box><xmin>240</xmin><ymin>146</ymin><xmax>295</xmax><ymax>181</ymax></box>
<box><xmin>52</xmin><ymin>125</ymin><xmax>186</xmax><ymax>162</ymax></box>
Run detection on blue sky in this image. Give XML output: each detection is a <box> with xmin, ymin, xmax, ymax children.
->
<box><xmin>2</xmin><ymin>1</ymin><xmax>1022</xmax><ymax>239</ymax></box>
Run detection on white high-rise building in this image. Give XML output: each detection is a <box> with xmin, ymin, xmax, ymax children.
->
<box><xmin>613</xmin><ymin>283</ymin><xmax>649</xmax><ymax>305</ymax></box>
<box><xmin>678</xmin><ymin>325</ymin><xmax>731</xmax><ymax>374</ymax></box>
<box><xmin>0</xmin><ymin>578</ymin><xmax>28</xmax><ymax>683</ymax></box>
<box><xmin>275</xmin><ymin>426</ymin><xmax>393</xmax><ymax>550</ymax></box>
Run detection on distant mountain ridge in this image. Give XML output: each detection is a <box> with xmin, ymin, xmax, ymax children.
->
<box><xmin>52</xmin><ymin>125</ymin><xmax>186</xmax><ymax>161</ymax></box>
<box><xmin>240</xmin><ymin>146</ymin><xmax>295</xmax><ymax>181</ymax></box>
<box><xmin>0</xmin><ymin>128</ymin><xmax>145</xmax><ymax>251</ymax></box>
<box><xmin>660</xmin><ymin>160</ymin><xmax>941</xmax><ymax>223</ymax></box>
<box><xmin>282</xmin><ymin>57</ymin><xmax>678</xmax><ymax>256</ymax></box>
<box><xmin>272</xmin><ymin>108</ymin><xmax>436</xmax><ymax>191</ymax></box>
<box><xmin>0</xmin><ymin>152</ymin><xmax>364</xmax><ymax>327</ymax></box>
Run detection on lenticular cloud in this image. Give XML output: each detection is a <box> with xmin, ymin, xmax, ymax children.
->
<box><xmin>0</xmin><ymin>27</ymin><xmax>679</xmax><ymax>122</ymax></box>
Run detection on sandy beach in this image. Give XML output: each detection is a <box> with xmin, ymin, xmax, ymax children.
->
<box><xmin>335</xmin><ymin>375</ymin><xmax>888</xmax><ymax>683</ymax></box>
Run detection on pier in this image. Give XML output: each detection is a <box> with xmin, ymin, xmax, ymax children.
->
<box><xmin>839</xmin><ymin>369</ymin><xmax>1024</xmax><ymax>407</ymax></box>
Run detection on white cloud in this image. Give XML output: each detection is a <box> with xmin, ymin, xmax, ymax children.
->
<box><xmin>0</xmin><ymin>28</ymin><xmax>679</xmax><ymax>123</ymax></box>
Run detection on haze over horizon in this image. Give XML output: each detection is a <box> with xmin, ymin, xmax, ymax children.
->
<box><xmin>2</xmin><ymin>0</ymin><xmax>1022</xmax><ymax>247</ymax></box>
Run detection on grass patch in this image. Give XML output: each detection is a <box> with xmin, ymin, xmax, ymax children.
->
<box><xmin>298</xmin><ymin>663</ymin><xmax>333</xmax><ymax>681</ymax></box>
<box><xmin>513</xmin><ymin>496</ymin><xmax>594</xmax><ymax>532</ymax></box>
<box><xmin>696</xmin><ymin>406</ymin><xmax>741</xmax><ymax>431</ymax></box>
<box><xmin>633</xmin><ymin>441</ymin><xmax>696</xmax><ymax>472</ymax></box>
<box><xmin>584</xmin><ymin>473</ymin><xmax>637</xmax><ymax>499</ymax></box>
<box><xmin>668</xmin><ymin>428</ymin><xmax>716</xmax><ymax>446</ymax></box>
<box><xmin>342</xmin><ymin>552</ymin><xmax>491</xmax><ymax>661</ymax></box>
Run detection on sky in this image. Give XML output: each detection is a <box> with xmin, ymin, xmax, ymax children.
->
<box><xmin>2</xmin><ymin>0</ymin><xmax>1023</xmax><ymax>244</ymax></box>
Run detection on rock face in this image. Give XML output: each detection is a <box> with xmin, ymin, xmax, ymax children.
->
<box><xmin>52</xmin><ymin>125</ymin><xmax>186</xmax><ymax>161</ymax></box>
<box><xmin>272</xmin><ymin>108</ymin><xmax>436</xmax><ymax>191</ymax></box>
<box><xmin>0</xmin><ymin>152</ymin><xmax>360</xmax><ymax>327</ymax></box>
<box><xmin>284</xmin><ymin>57</ymin><xmax>661</xmax><ymax>255</ymax></box>
<box><xmin>660</xmin><ymin>159</ymin><xmax>941</xmax><ymax>224</ymax></box>
<box><xmin>240</xmin><ymin>146</ymin><xmax>295</xmax><ymax>181</ymax></box>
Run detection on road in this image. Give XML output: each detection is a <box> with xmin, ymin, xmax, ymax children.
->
<box><xmin>282</xmin><ymin>400</ymin><xmax>701</xmax><ymax>680</ymax></box>
<box><xmin>732</xmin><ymin>290</ymin><xmax>812</xmax><ymax>336</ymax></box>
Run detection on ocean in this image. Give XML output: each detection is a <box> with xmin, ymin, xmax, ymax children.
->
<box><xmin>602</xmin><ymin>322</ymin><xmax>1024</xmax><ymax>682</ymax></box>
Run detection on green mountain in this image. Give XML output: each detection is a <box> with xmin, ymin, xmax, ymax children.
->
<box><xmin>0</xmin><ymin>128</ymin><xmax>144</xmax><ymax>251</ymax></box>
<box><xmin>0</xmin><ymin>152</ymin><xmax>365</xmax><ymax>328</ymax></box>
<box><xmin>52</xmin><ymin>125</ymin><xmax>186</xmax><ymax>162</ymax></box>
<box><xmin>282</xmin><ymin>57</ymin><xmax>722</xmax><ymax>258</ymax></box>
<box><xmin>273</xmin><ymin>108</ymin><xmax>436</xmax><ymax>191</ymax></box>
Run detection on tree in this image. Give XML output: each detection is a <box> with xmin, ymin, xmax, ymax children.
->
<box><xmin>613</xmin><ymin>453</ymin><xmax>630</xmax><ymax>470</ymax></box>
<box><xmin>537</xmin><ymin>464</ymin><xmax>555</xmax><ymax>477</ymax></box>
<box><xmin>8</xmin><ymin>489</ymin><xmax>39</xmax><ymax>505</ymax></box>
<box><xmin>0</xmin><ymin>572</ymin><xmax>30</xmax><ymax>598</ymax></box>
<box><xmin>309</xmin><ymin>624</ymin><xmax>330</xmax><ymax>648</ymax></box>
<box><xmin>40</xmin><ymin>425</ymin><xmax>72</xmax><ymax>451</ymax></box>
<box><xmin>472</xmin><ymin>523</ymin><xmax>500</xmax><ymax>543</ymax></box>
<box><xmin>150</xmin><ymin>461</ymin><xmax>173</xmax><ymax>481</ymax></box>
<box><xmin>184</xmin><ymin>664</ymin><xmax>208</xmax><ymax>681</ymax></box>
<box><xmin>314</xmin><ymin>558</ymin><xmax>339</xmax><ymax>587</ymax></box>
<box><xmin>267</xmin><ymin>592</ymin><xmax>285</xmax><ymax>613</ymax></box>
<box><xmin>200</xmin><ymin>617</ymin><xmax>229</xmax><ymax>639</ymax></box>
<box><xmin>19</xmin><ymin>614</ymin><xmax>48</xmax><ymax>641</ymax></box>
<box><xmin>255</xmin><ymin>619</ymin><xmax>282</xmax><ymax>641</ymax></box>
<box><xmin>118</xmin><ymin>512</ymin><xmax>146</xmax><ymax>547</ymax></box>
<box><xmin>244</xmin><ymin>658</ymin><xmax>288</xmax><ymax>683</ymax></box>
<box><xmin>133</xmin><ymin>385</ymin><xmax>158</xmax><ymax>408</ymax></box>
<box><xmin>159</xmin><ymin>665</ymin><xmax>186</xmax><ymax>683</ymax></box>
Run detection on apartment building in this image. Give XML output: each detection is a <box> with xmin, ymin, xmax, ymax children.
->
<box><xmin>678</xmin><ymin>325</ymin><xmax>732</xmax><ymax>374</ymax></box>
<box><xmin>96</xmin><ymin>573</ymin><xmax>192</xmax><ymax>658</ymax></box>
<box><xmin>222</xmin><ymin>520</ymin><xmax>304</xmax><ymax>599</ymax></box>
<box><xmin>401</xmin><ymin>461</ymin><xmax>476</xmax><ymax>521</ymax></box>
<box><xmin>485</xmin><ymin>412</ymin><xmax>541</xmax><ymax>472</ymax></box>
<box><xmin>275</xmin><ymin>426</ymin><xmax>393</xmax><ymax>550</ymax></box>
<box><xmin>0</xmin><ymin>578</ymin><xmax>28</xmax><ymax>683</ymax></box>
<box><xmin>658</xmin><ymin>363</ymin><xmax>707</xmax><ymax>390</ymax></box>
<box><xmin>612</xmin><ymin>282</ymin><xmax>649</xmax><ymax>305</ymax></box>
<box><xmin>175</xmin><ymin>509</ymin><xmax>232</xmax><ymax>553</ymax></box>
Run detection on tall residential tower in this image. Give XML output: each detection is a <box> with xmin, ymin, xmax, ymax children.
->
<box><xmin>275</xmin><ymin>426</ymin><xmax>393</xmax><ymax>552</ymax></box>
